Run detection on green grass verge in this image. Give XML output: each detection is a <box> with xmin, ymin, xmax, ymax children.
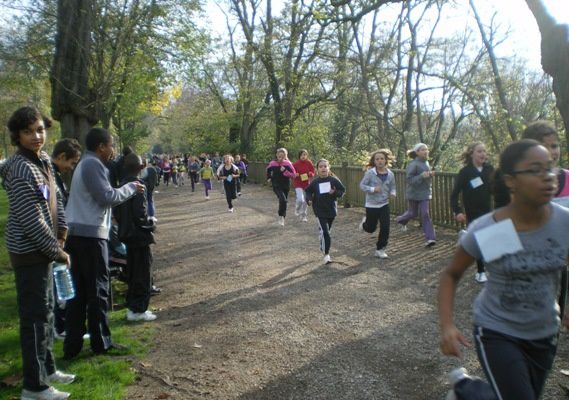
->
<box><xmin>0</xmin><ymin>190</ymin><xmax>154</xmax><ymax>399</ymax></box>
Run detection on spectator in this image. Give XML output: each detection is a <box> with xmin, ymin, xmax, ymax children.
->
<box><xmin>116</xmin><ymin>153</ymin><xmax>157</xmax><ymax>322</ymax></box>
<box><xmin>0</xmin><ymin>106</ymin><xmax>75</xmax><ymax>400</ymax></box>
<box><xmin>50</xmin><ymin>138</ymin><xmax>82</xmax><ymax>340</ymax></box>
<box><xmin>63</xmin><ymin>128</ymin><xmax>144</xmax><ymax>359</ymax></box>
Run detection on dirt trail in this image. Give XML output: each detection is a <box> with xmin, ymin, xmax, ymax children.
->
<box><xmin>125</xmin><ymin>182</ymin><xmax>569</xmax><ymax>400</ymax></box>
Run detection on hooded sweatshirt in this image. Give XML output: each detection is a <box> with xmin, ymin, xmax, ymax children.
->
<box><xmin>0</xmin><ymin>148</ymin><xmax>67</xmax><ymax>267</ymax></box>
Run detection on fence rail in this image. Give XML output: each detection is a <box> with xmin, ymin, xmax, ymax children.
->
<box><xmin>246</xmin><ymin>161</ymin><xmax>462</xmax><ymax>230</ymax></box>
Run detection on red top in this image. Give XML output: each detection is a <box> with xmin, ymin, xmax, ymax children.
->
<box><xmin>292</xmin><ymin>159</ymin><xmax>315</xmax><ymax>189</ymax></box>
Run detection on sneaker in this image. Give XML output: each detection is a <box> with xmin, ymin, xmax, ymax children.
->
<box><xmin>229</xmin><ymin>208</ymin><xmax>234</xmax><ymax>213</ymax></box>
<box><xmin>278</xmin><ymin>216</ymin><xmax>285</xmax><ymax>226</ymax></box>
<box><xmin>205</xmin><ymin>195</ymin><xmax>210</xmax><ymax>200</ymax></box>
<box><xmin>47</xmin><ymin>371</ymin><xmax>76</xmax><ymax>384</ymax></box>
<box><xmin>294</xmin><ymin>209</ymin><xmax>300</xmax><ymax>216</ymax></box>
<box><xmin>375</xmin><ymin>249</ymin><xmax>389</xmax><ymax>259</ymax></box>
<box><xmin>400</xmin><ymin>224</ymin><xmax>408</xmax><ymax>232</ymax></box>
<box><xmin>126</xmin><ymin>310</ymin><xmax>157</xmax><ymax>322</ymax></box>
<box><xmin>150</xmin><ymin>285</ymin><xmax>162</xmax><ymax>296</ymax></box>
<box><xmin>426</xmin><ymin>240</ymin><xmax>436</xmax><ymax>247</ymax></box>
<box><xmin>323</xmin><ymin>254</ymin><xmax>331</xmax><ymax>264</ymax></box>
<box><xmin>149</xmin><ymin>216</ymin><xmax>158</xmax><ymax>223</ymax></box>
<box><xmin>475</xmin><ymin>272</ymin><xmax>488</xmax><ymax>283</ymax></box>
<box><xmin>358</xmin><ymin>217</ymin><xmax>365</xmax><ymax>232</ymax></box>
<box><xmin>301</xmin><ymin>216</ymin><xmax>308</xmax><ymax>222</ymax></box>
<box><xmin>83</xmin><ymin>333</ymin><xmax>90</xmax><ymax>340</ymax></box>
<box><xmin>21</xmin><ymin>387</ymin><xmax>70</xmax><ymax>400</ymax></box>
<box><xmin>237</xmin><ymin>192</ymin><xmax>242</xmax><ymax>196</ymax></box>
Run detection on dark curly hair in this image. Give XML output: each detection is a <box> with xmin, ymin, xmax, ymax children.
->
<box><xmin>7</xmin><ymin>106</ymin><xmax>52</xmax><ymax>146</ymax></box>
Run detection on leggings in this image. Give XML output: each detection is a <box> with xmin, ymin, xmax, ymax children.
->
<box><xmin>203</xmin><ymin>179</ymin><xmax>212</xmax><ymax>196</ymax></box>
<box><xmin>295</xmin><ymin>188</ymin><xmax>308</xmax><ymax>218</ymax></box>
<box><xmin>317</xmin><ymin>217</ymin><xmax>335</xmax><ymax>255</ymax></box>
<box><xmin>273</xmin><ymin>186</ymin><xmax>289</xmax><ymax>217</ymax></box>
<box><xmin>474</xmin><ymin>326</ymin><xmax>556</xmax><ymax>400</ymax></box>
<box><xmin>224</xmin><ymin>180</ymin><xmax>237</xmax><ymax>208</ymax></box>
<box><xmin>363</xmin><ymin>205</ymin><xmax>390</xmax><ymax>250</ymax></box>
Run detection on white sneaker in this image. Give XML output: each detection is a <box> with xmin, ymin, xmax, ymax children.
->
<box><xmin>126</xmin><ymin>310</ymin><xmax>157</xmax><ymax>322</ymax></box>
<box><xmin>323</xmin><ymin>254</ymin><xmax>331</xmax><ymax>264</ymax></box>
<box><xmin>425</xmin><ymin>240</ymin><xmax>436</xmax><ymax>247</ymax></box>
<box><xmin>375</xmin><ymin>249</ymin><xmax>389</xmax><ymax>259</ymax></box>
<box><xmin>21</xmin><ymin>387</ymin><xmax>70</xmax><ymax>400</ymax></box>
<box><xmin>294</xmin><ymin>209</ymin><xmax>300</xmax><ymax>216</ymax></box>
<box><xmin>475</xmin><ymin>272</ymin><xmax>488</xmax><ymax>283</ymax></box>
<box><xmin>47</xmin><ymin>371</ymin><xmax>76</xmax><ymax>384</ymax></box>
<box><xmin>205</xmin><ymin>195</ymin><xmax>210</xmax><ymax>200</ymax></box>
<box><xmin>301</xmin><ymin>216</ymin><xmax>308</xmax><ymax>222</ymax></box>
<box><xmin>278</xmin><ymin>216</ymin><xmax>285</xmax><ymax>226</ymax></box>
<box><xmin>149</xmin><ymin>216</ymin><xmax>158</xmax><ymax>223</ymax></box>
<box><xmin>228</xmin><ymin>208</ymin><xmax>234</xmax><ymax>213</ymax></box>
<box><xmin>53</xmin><ymin>329</ymin><xmax>65</xmax><ymax>341</ymax></box>
<box><xmin>400</xmin><ymin>224</ymin><xmax>408</xmax><ymax>232</ymax></box>
<box><xmin>358</xmin><ymin>217</ymin><xmax>366</xmax><ymax>232</ymax></box>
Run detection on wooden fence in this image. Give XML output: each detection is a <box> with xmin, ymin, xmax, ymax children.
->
<box><xmin>246</xmin><ymin>161</ymin><xmax>462</xmax><ymax>230</ymax></box>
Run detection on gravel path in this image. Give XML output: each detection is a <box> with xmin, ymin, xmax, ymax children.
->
<box><xmin>125</xmin><ymin>182</ymin><xmax>569</xmax><ymax>400</ymax></box>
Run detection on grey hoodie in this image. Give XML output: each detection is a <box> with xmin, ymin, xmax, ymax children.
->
<box><xmin>405</xmin><ymin>158</ymin><xmax>432</xmax><ymax>201</ymax></box>
<box><xmin>65</xmin><ymin>151</ymin><xmax>137</xmax><ymax>239</ymax></box>
<box><xmin>359</xmin><ymin>168</ymin><xmax>397</xmax><ymax>207</ymax></box>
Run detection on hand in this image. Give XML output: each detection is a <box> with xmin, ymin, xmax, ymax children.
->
<box><xmin>280</xmin><ymin>166</ymin><xmax>285</xmax><ymax>172</ymax></box>
<box><xmin>374</xmin><ymin>186</ymin><xmax>382</xmax><ymax>193</ymax></box>
<box><xmin>295</xmin><ymin>173</ymin><xmax>299</xmax><ymax>178</ymax></box>
<box><xmin>422</xmin><ymin>171</ymin><xmax>431</xmax><ymax>178</ymax></box>
<box><xmin>134</xmin><ymin>182</ymin><xmax>145</xmax><ymax>193</ymax></box>
<box><xmin>455</xmin><ymin>213</ymin><xmax>466</xmax><ymax>224</ymax></box>
<box><xmin>440</xmin><ymin>325</ymin><xmax>471</xmax><ymax>358</ymax></box>
<box><xmin>330</xmin><ymin>187</ymin><xmax>336</xmax><ymax>195</ymax></box>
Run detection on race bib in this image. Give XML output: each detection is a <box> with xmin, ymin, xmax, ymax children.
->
<box><xmin>470</xmin><ymin>177</ymin><xmax>483</xmax><ymax>189</ymax></box>
<box><xmin>300</xmin><ymin>173</ymin><xmax>309</xmax><ymax>181</ymax></box>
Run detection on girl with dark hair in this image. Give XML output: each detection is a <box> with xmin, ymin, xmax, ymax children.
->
<box><xmin>292</xmin><ymin>149</ymin><xmax>315</xmax><ymax>222</ymax></box>
<box><xmin>439</xmin><ymin>139</ymin><xmax>569</xmax><ymax>400</ymax></box>
<box><xmin>1</xmin><ymin>106</ymin><xmax>75</xmax><ymax>400</ymax></box>
<box><xmin>450</xmin><ymin>143</ymin><xmax>494</xmax><ymax>283</ymax></box>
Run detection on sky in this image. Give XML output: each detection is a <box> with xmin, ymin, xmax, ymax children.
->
<box><xmin>202</xmin><ymin>0</ymin><xmax>569</xmax><ymax>72</ymax></box>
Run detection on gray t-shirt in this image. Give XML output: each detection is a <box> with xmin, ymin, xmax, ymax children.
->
<box><xmin>460</xmin><ymin>203</ymin><xmax>569</xmax><ymax>340</ymax></box>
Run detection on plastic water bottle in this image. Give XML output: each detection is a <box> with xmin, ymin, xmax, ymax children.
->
<box><xmin>446</xmin><ymin>368</ymin><xmax>497</xmax><ymax>400</ymax></box>
<box><xmin>53</xmin><ymin>262</ymin><xmax>75</xmax><ymax>301</ymax></box>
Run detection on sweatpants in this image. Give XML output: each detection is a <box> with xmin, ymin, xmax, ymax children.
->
<box><xmin>64</xmin><ymin>236</ymin><xmax>113</xmax><ymax>357</ymax></box>
<box><xmin>273</xmin><ymin>185</ymin><xmax>289</xmax><ymax>217</ymax></box>
<box><xmin>125</xmin><ymin>244</ymin><xmax>152</xmax><ymax>313</ymax></box>
<box><xmin>474</xmin><ymin>326</ymin><xmax>557</xmax><ymax>400</ymax></box>
<box><xmin>14</xmin><ymin>263</ymin><xmax>56</xmax><ymax>391</ymax></box>
<box><xmin>363</xmin><ymin>205</ymin><xmax>390</xmax><ymax>250</ymax></box>
<box><xmin>317</xmin><ymin>217</ymin><xmax>335</xmax><ymax>255</ymax></box>
<box><xmin>396</xmin><ymin>199</ymin><xmax>436</xmax><ymax>241</ymax></box>
<box><xmin>295</xmin><ymin>188</ymin><xmax>308</xmax><ymax>218</ymax></box>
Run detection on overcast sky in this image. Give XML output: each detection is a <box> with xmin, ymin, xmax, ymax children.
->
<box><xmin>202</xmin><ymin>0</ymin><xmax>569</xmax><ymax>72</ymax></box>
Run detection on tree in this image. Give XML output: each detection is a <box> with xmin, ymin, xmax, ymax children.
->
<box><xmin>526</xmin><ymin>0</ymin><xmax>569</xmax><ymax>144</ymax></box>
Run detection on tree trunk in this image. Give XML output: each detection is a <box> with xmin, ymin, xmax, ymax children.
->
<box><xmin>526</xmin><ymin>0</ymin><xmax>569</xmax><ymax>142</ymax></box>
<box><xmin>50</xmin><ymin>0</ymin><xmax>97</xmax><ymax>145</ymax></box>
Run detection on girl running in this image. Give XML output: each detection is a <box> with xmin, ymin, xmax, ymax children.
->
<box><xmin>305</xmin><ymin>159</ymin><xmax>345</xmax><ymax>264</ymax></box>
<box><xmin>292</xmin><ymin>149</ymin><xmax>315</xmax><ymax>222</ymax></box>
<box><xmin>266</xmin><ymin>148</ymin><xmax>296</xmax><ymax>226</ymax></box>
<box><xmin>396</xmin><ymin>143</ymin><xmax>436</xmax><ymax>247</ymax></box>
<box><xmin>219</xmin><ymin>155</ymin><xmax>240</xmax><ymax>212</ymax></box>
<box><xmin>439</xmin><ymin>139</ymin><xmax>569</xmax><ymax>400</ymax></box>
<box><xmin>359</xmin><ymin>149</ymin><xmax>397</xmax><ymax>259</ymax></box>
<box><xmin>450</xmin><ymin>143</ymin><xmax>494</xmax><ymax>283</ymax></box>
<box><xmin>198</xmin><ymin>159</ymin><xmax>215</xmax><ymax>199</ymax></box>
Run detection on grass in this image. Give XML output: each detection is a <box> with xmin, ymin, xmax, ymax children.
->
<box><xmin>0</xmin><ymin>190</ymin><xmax>154</xmax><ymax>399</ymax></box>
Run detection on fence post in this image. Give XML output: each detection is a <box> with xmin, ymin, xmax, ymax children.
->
<box><xmin>342</xmin><ymin>161</ymin><xmax>351</xmax><ymax>208</ymax></box>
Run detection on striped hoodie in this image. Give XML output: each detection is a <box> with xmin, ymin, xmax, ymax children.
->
<box><xmin>0</xmin><ymin>149</ymin><xmax>67</xmax><ymax>267</ymax></box>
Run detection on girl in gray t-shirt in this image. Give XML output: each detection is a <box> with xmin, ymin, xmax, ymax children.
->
<box><xmin>438</xmin><ymin>139</ymin><xmax>569</xmax><ymax>400</ymax></box>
